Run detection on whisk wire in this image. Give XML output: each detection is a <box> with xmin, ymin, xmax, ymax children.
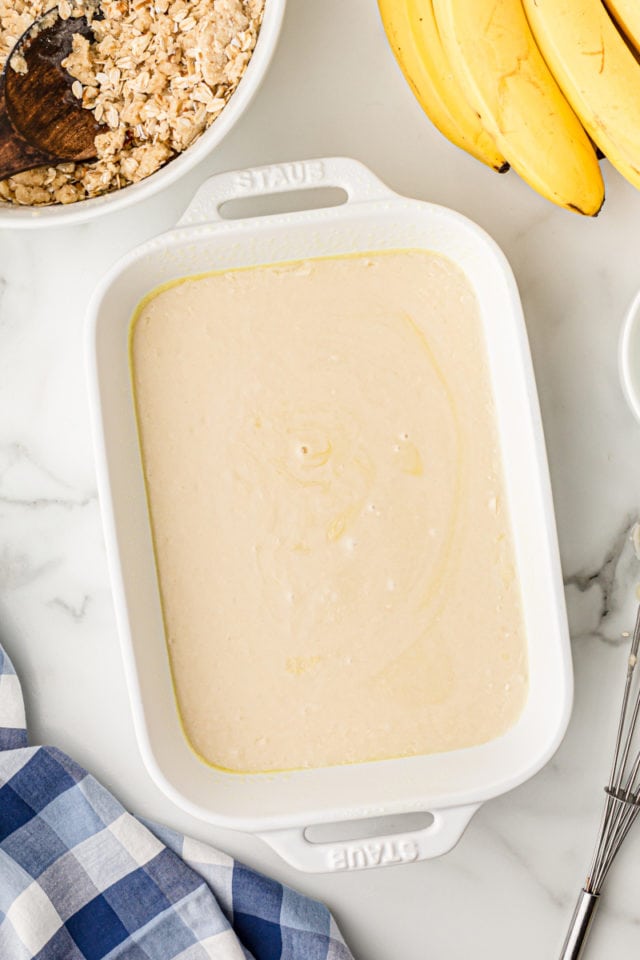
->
<box><xmin>561</xmin><ymin>606</ymin><xmax>640</xmax><ymax>959</ymax></box>
<box><xmin>585</xmin><ymin>607</ymin><xmax>640</xmax><ymax>894</ymax></box>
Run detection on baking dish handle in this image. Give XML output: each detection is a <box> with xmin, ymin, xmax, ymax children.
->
<box><xmin>257</xmin><ymin>803</ymin><xmax>481</xmax><ymax>873</ymax></box>
<box><xmin>177</xmin><ymin>157</ymin><xmax>397</xmax><ymax>226</ymax></box>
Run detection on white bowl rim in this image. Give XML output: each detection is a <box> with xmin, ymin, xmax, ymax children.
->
<box><xmin>619</xmin><ymin>286</ymin><xmax>640</xmax><ymax>425</ymax></box>
<box><xmin>0</xmin><ymin>0</ymin><xmax>286</xmax><ymax>228</ymax></box>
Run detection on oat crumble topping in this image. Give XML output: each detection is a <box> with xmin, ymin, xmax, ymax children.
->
<box><xmin>0</xmin><ymin>0</ymin><xmax>264</xmax><ymax>206</ymax></box>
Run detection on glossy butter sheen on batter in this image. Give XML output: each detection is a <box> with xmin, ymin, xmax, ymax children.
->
<box><xmin>131</xmin><ymin>251</ymin><xmax>528</xmax><ymax>773</ymax></box>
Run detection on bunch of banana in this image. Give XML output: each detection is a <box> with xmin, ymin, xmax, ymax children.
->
<box><xmin>378</xmin><ymin>0</ymin><xmax>640</xmax><ymax>216</ymax></box>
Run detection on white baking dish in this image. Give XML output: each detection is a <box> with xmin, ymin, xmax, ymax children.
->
<box><xmin>0</xmin><ymin>0</ymin><xmax>285</xmax><ymax>229</ymax></box>
<box><xmin>86</xmin><ymin>157</ymin><xmax>572</xmax><ymax>873</ymax></box>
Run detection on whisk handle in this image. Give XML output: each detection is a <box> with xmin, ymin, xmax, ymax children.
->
<box><xmin>559</xmin><ymin>890</ymin><xmax>600</xmax><ymax>960</ymax></box>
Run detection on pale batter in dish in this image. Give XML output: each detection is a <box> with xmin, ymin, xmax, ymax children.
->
<box><xmin>130</xmin><ymin>250</ymin><xmax>528</xmax><ymax>773</ymax></box>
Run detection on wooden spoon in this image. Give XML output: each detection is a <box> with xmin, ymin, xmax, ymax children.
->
<box><xmin>0</xmin><ymin>11</ymin><xmax>104</xmax><ymax>182</ymax></box>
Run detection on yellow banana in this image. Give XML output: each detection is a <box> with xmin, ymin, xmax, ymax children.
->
<box><xmin>377</xmin><ymin>0</ymin><xmax>508</xmax><ymax>172</ymax></box>
<box><xmin>603</xmin><ymin>0</ymin><xmax>640</xmax><ymax>55</ymax></box>
<box><xmin>432</xmin><ymin>0</ymin><xmax>604</xmax><ymax>215</ymax></box>
<box><xmin>522</xmin><ymin>0</ymin><xmax>640</xmax><ymax>193</ymax></box>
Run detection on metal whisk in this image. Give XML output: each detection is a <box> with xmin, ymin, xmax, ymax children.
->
<box><xmin>560</xmin><ymin>605</ymin><xmax>640</xmax><ymax>960</ymax></box>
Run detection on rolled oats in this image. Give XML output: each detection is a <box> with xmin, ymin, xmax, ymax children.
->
<box><xmin>0</xmin><ymin>0</ymin><xmax>264</xmax><ymax>206</ymax></box>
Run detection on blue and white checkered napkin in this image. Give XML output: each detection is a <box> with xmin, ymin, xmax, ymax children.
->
<box><xmin>0</xmin><ymin>645</ymin><xmax>354</xmax><ymax>960</ymax></box>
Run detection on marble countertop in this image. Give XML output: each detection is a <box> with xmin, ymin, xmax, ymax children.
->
<box><xmin>2</xmin><ymin>1</ymin><xmax>640</xmax><ymax>957</ymax></box>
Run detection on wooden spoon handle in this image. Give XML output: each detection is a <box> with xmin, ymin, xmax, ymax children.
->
<box><xmin>0</xmin><ymin>73</ymin><xmax>52</xmax><ymax>181</ymax></box>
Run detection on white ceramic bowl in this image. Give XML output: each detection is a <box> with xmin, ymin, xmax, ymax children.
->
<box><xmin>87</xmin><ymin>158</ymin><xmax>573</xmax><ymax>873</ymax></box>
<box><xmin>620</xmin><ymin>287</ymin><xmax>640</xmax><ymax>424</ymax></box>
<box><xmin>0</xmin><ymin>0</ymin><xmax>286</xmax><ymax>229</ymax></box>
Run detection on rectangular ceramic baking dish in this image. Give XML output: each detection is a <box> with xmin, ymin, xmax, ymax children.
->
<box><xmin>86</xmin><ymin>157</ymin><xmax>572</xmax><ymax>873</ymax></box>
